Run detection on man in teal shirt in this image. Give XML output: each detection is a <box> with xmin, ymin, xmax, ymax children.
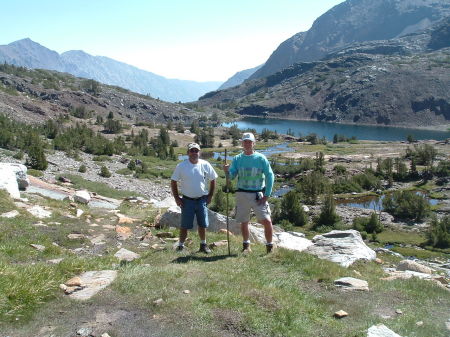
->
<box><xmin>224</xmin><ymin>132</ymin><xmax>274</xmax><ymax>253</ymax></box>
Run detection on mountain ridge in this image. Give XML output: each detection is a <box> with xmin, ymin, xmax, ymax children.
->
<box><xmin>0</xmin><ymin>38</ymin><xmax>222</xmax><ymax>103</ymax></box>
<box><xmin>249</xmin><ymin>0</ymin><xmax>450</xmax><ymax>80</ymax></box>
<box><xmin>196</xmin><ymin>17</ymin><xmax>450</xmax><ymax>130</ymax></box>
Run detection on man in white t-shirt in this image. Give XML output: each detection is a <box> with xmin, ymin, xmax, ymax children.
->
<box><xmin>171</xmin><ymin>142</ymin><xmax>218</xmax><ymax>253</ymax></box>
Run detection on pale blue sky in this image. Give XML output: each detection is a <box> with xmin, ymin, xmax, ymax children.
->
<box><xmin>2</xmin><ymin>0</ymin><xmax>345</xmax><ymax>81</ymax></box>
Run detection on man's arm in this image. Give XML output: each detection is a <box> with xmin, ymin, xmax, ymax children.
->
<box><xmin>263</xmin><ymin>158</ymin><xmax>275</xmax><ymax>197</ymax></box>
<box><xmin>171</xmin><ymin>180</ymin><xmax>183</xmax><ymax>207</ymax></box>
<box><xmin>207</xmin><ymin>179</ymin><xmax>216</xmax><ymax>205</ymax></box>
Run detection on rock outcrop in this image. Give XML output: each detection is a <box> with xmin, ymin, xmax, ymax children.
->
<box><xmin>0</xmin><ymin>163</ymin><xmax>29</xmax><ymax>198</ymax></box>
<box><xmin>158</xmin><ymin>206</ymin><xmax>241</xmax><ymax>234</ymax></box>
<box><xmin>306</xmin><ymin>230</ymin><xmax>376</xmax><ymax>267</ymax></box>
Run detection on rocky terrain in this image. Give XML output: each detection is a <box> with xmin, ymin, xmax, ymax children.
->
<box><xmin>0</xmin><ymin>65</ymin><xmax>203</xmax><ymax>125</ymax></box>
<box><xmin>250</xmin><ymin>0</ymin><xmax>450</xmax><ymax>80</ymax></box>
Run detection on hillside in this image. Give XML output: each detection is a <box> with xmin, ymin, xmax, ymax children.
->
<box><xmin>197</xmin><ymin>18</ymin><xmax>450</xmax><ymax>129</ymax></box>
<box><xmin>0</xmin><ymin>64</ymin><xmax>202</xmax><ymax>125</ymax></box>
<box><xmin>250</xmin><ymin>0</ymin><xmax>450</xmax><ymax>80</ymax></box>
<box><xmin>0</xmin><ymin>39</ymin><xmax>222</xmax><ymax>103</ymax></box>
<box><xmin>218</xmin><ymin>64</ymin><xmax>263</xmax><ymax>90</ymax></box>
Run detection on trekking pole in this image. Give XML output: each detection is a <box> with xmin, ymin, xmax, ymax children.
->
<box><xmin>224</xmin><ymin>149</ymin><xmax>231</xmax><ymax>256</ymax></box>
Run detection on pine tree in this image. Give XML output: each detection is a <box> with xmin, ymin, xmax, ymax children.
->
<box><xmin>26</xmin><ymin>144</ymin><xmax>48</xmax><ymax>170</ymax></box>
<box><xmin>313</xmin><ymin>192</ymin><xmax>341</xmax><ymax>230</ymax></box>
<box><xmin>279</xmin><ymin>191</ymin><xmax>308</xmax><ymax>227</ymax></box>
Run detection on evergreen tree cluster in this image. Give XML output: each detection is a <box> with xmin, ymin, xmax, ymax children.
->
<box><xmin>426</xmin><ymin>215</ymin><xmax>450</xmax><ymax>248</ymax></box>
<box><xmin>353</xmin><ymin>213</ymin><xmax>383</xmax><ymax>234</ymax></box>
<box><xmin>53</xmin><ymin>123</ymin><xmax>126</xmax><ymax>156</ymax></box>
<box><xmin>0</xmin><ymin>114</ymin><xmax>48</xmax><ymax>170</ymax></box>
<box><xmin>273</xmin><ymin>190</ymin><xmax>308</xmax><ymax>228</ymax></box>
<box><xmin>382</xmin><ymin>190</ymin><xmax>430</xmax><ymax>222</ymax></box>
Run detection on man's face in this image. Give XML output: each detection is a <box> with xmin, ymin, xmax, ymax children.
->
<box><xmin>242</xmin><ymin>139</ymin><xmax>254</xmax><ymax>152</ymax></box>
<box><xmin>188</xmin><ymin>147</ymin><xmax>200</xmax><ymax>162</ymax></box>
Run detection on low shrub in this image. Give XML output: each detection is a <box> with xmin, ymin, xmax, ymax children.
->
<box><xmin>99</xmin><ymin>166</ymin><xmax>111</xmax><ymax>178</ymax></box>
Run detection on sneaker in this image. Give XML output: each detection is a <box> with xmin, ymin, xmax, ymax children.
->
<box><xmin>266</xmin><ymin>244</ymin><xmax>274</xmax><ymax>254</ymax></box>
<box><xmin>199</xmin><ymin>243</ymin><xmax>212</xmax><ymax>254</ymax></box>
<box><xmin>242</xmin><ymin>242</ymin><xmax>252</xmax><ymax>254</ymax></box>
<box><xmin>176</xmin><ymin>245</ymin><xmax>185</xmax><ymax>251</ymax></box>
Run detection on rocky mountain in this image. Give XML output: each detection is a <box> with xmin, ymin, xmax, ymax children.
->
<box><xmin>249</xmin><ymin>0</ymin><xmax>450</xmax><ymax>80</ymax></box>
<box><xmin>197</xmin><ymin>17</ymin><xmax>450</xmax><ymax>129</ymax></box>
<box><xmin>0</xmin><ymin>64</ymin><xmax>201</xmax><ymax>125</ymax></box>
<box><xmin>0</xmin><ymin>39</ymin><xmax>222</xmax><ymax>103</ymax></box>
<box><xmin>218</xmin><ymin>64</ymin><xmax>263</xmax><ymax>90</ymax></box>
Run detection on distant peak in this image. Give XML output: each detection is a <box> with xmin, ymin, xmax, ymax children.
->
<box><xmin>9</xmin><ymin>38</ymin><xmax>42</xmax><ymax>48</ymax></box>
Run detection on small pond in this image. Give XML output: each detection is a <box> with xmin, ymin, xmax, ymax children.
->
<box><xmin>178</xmin><ymin>142</ymin><xmax>292</xmax><ymax>161</ymax></box>
<box><xmin>336</xmin><ymin>192</ymin><xmax>439</xmax><ymax>211</ymax></box>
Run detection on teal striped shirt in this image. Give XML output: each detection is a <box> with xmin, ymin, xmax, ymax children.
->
<box><xmin>229</xmin><ymin>152</ymin><xmax>274</xmax><ymax>197</ymax></box>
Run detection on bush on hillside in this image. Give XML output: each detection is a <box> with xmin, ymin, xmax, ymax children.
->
<box><xmin>275</xmin><ymin>191</ymin><xmax>308</xmax><ymax>227</ymax></box>
<box><xmin>25</xmin><ymin>144</ymin><xmax>48</xmax><ymax>171</ymax></box>
<box><xmin>99</xmin><ymin>166</ymin><xmax>111</xmax><ymax>178</ymax></box>
<box><xmin>382</xmin><ymin>190</ymin><xmax>430</xmax><ymax>221</ymax></box>
<box><xmin>426</xmin><ymin>215</ymin><xmax>450</xmax><ymax>248</ymax></box>
<box><xmin>353</xmin><ymin>213</ymin><xmax>383</xmax><ymax>234</ymax></box>
<box><xmin>312</xmin><ymin>193</ymin><xmax>341</xmax><ymax>231</ymax></box>
<box><xmin>298</xmin><ymin>171</ymin><xmax>329</xmax><ymax>205</ymax></box>
<box><xmin>78</xmin><ymin>164</ymin><xmax>87</xmax><ymax>173</ymax></box>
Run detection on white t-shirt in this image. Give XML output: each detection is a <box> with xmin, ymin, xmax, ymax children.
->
<box><xmin>171</xmin><ymin>159</ymin><xmax>218</xmax><ymax>198</ymax></box>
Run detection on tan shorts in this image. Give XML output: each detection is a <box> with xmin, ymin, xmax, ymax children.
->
<box><xmin>235</xmin><ymin>191</ymin><xmax>271</xmax><ymax>223</ymax></box>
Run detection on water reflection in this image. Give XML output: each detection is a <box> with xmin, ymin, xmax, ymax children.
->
<box><xmin>178</xmin><ymin>142</ymin><xmax>292</xmax><ymax>161</ymax></box>
<box><xmin>336</xmin><ymin>192</ymin><xmax>438</xmax><ymax>211</ymax></box>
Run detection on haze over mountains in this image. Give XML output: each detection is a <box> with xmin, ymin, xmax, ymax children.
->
<box><xmin>0</xmin><ymin>39</ymin><xmax>222</xmax><ymax>103</ymax></box>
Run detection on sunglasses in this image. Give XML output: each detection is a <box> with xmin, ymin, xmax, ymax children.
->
<box><xmin>189</xmin><ymin>149</ymin><xmax>199</xmax><ymax>153</ymax></box>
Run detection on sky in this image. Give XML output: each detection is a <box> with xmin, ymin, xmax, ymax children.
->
<box><xmin>2</xmin><ymin>0</ymin><xmax>345</xmax><ymax>82</ymax></box>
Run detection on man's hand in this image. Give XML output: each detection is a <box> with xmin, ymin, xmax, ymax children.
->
<box><xmin>223</xmin><ymin>164</ymin><xmax>230</xmax><ymax>174</ymax></box>
<box><xmin>207</xmin><ymin>194</ymin><xmax>213</xmax><ymax>205</ymax></box>
<box><xmin>175</xmin><ymin>196</ymin><xmax>184</xmax><ymax>207</ymax></box>
<box><xmin>257</xmin><ymin>196</ymin><xmax>268</xmax><ymax>206</ymax></box>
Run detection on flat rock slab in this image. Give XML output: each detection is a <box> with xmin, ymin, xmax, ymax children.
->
<box><xmin>27</xmin><ymin>205</ymin><xmax>52</xmax><ymax>218</ymax></box>
<box><xmin>249</xmin><ymin>226</ymin><xmax>313</xmax><ymax>251</ymax></box>
<box><xmin>397</xmin><ymin>260</ymin><xmax>433</xmax><ymax>274</ymax></box>
<box><xmin>367</xmin><ymin>324</ymin><xmax>402</xmax><ymax>337</ymax></box>
<box><xmin>0</xmin><ymin>210</ymin><xmax>20</xmax><ymax>218</ymax></box>
<box><xmin>306</xmin><ymin>230</ymin><xmax>376</xmax><ymax>267</ymax></box>
<box><xmin>68</xmin><ymin>270</ymin><xmax>118</xmax><ymax>300</ymax></box>
<box><xmin>114</xmin><ymin>248</ymin><xmax>140</xmax><ymax>262</ymax></box>
<box><xmin>334</xmin><ymin>277</ymin><xmax>369</xmax><ymax>291</ymax></box>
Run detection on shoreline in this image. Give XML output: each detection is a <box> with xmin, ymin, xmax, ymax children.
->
<box><xmin>225</xmin><ymin>115</ymin><xmax>450</xmax><ymax>133</ymax></box>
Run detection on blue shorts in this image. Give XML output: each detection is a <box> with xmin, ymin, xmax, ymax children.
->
<box><xmin>180</xmin><ymin>196</ymin><xmax>209</xmax><ymax>229</ymax></box>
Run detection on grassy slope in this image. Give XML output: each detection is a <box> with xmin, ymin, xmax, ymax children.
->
<box><xmin>1</xmin><ymin>189</ymin><xmax>449</xmax><ymax>337</ymax></box>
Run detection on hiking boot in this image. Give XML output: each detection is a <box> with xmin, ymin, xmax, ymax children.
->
<box><xmin>242</xmin><ymin>242</ymin><xmax>252</xmax><ymax>254</ymax></box>
<box><xmin>266</xmin><ymin>244</ymin><xmax>274</xmax><ymax>254</ymax></box>
<box><xmin>176</xmin><ymin>245</ymin><xmax>185</xmax><ymax>252</ymax></box>
<box><xmin>199</xmin><ymin>243</ymin><xmax>212</xmax><ymax>254</ymax></box>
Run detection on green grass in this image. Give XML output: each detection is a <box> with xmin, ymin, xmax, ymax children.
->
<box><xmin>376</xmin><ymin>230</ymin><xmax>426</xmax><ymax>246</ymax></box>
<box><xmin>109</xmin><ymin>241</ymin><xmax>449</xmax><ymax>337</ymax></box>
<box><xmin>1</xmin><ymin>188</ymin><xmax>449</xmax><ymax>336</ymax></box>
<box><xmin>0</xmin><ymin>84</ymin><xmax>19</xmax><ymax>96</ymax></box>
<box><xmin>26</xmin><ymin>169</ymin><xmax>44</xmax><ymax>177</ymax></box>
<box><xmin>0</xmin><ymin>201</ymin><xmax>116</xmax><ymax>322</ymax></box>
<box><xmin>61</xmin><ymin>173</ymin><xmax>141</xmax><ymax>199</ymax></box>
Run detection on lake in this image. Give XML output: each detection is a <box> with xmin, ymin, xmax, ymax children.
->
<box><xmin>223</xmin><ymin>117</ymin><xmax>450</xmax><ymax>141</ymax></box>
